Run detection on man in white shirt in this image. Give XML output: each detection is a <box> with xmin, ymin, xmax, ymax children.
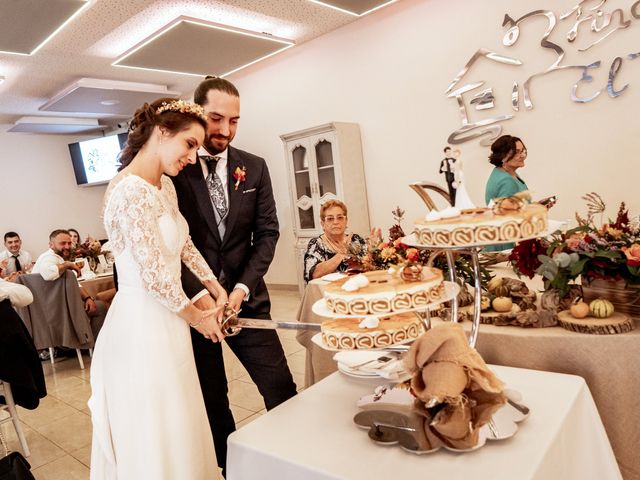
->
<box><xmin>32</xmin><ymin>229</ymin><xmax>106</xmax><ymax>339</ymax></box>
<box><xmin>0</xmin><ymin>231</ymin><xmax>33</xmax><ymax>278</ymax></box>
<box><xmin>0</xmin><ymin>277</ymin><xmax>33</xmax><ymax>307</ymax></box>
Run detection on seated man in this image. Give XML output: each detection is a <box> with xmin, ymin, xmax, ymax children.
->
<box><xmin>32</xmin><ymin>229</ymin><xmax>107</xmax><ymax>340</ymax></box>
<box><xmin>0</xmin><ymin>231</ymin><xmax>33</xmax><ymax>278</ymax></box>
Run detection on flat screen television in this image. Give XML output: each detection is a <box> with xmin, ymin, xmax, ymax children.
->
<box><xmin>68</xmin><ymin>133</ymin><xmax>128</xmax><ymax>186</ymax></box>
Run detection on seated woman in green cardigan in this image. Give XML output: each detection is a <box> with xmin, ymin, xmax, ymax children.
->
<box><xmin>485</xmin><ymin>134</ymin><xmax>528</xmax><ymax>205</ymax></box>
<box><xmin>485</xmin><ymin>135</ymin><xmax>528</xmax><ymax>251</ymax></box>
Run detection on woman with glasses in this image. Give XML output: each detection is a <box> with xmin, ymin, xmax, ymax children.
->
<box><xmin>484</xmin><ymin>135</ymin><xmax>529</xmax><ymax>252</ymax></box>
<box><xmin>303</xmin><ymin>200</ymin><xmax>366</xmax><ymax>282</ymax></box>
<box><xmin>485</xmin><ymin>134</ymin><xmax>528</xmax><ymax>205</ymax></box>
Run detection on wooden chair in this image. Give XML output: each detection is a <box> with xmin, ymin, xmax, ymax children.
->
<box><xmin>409</xmin><ymin>181</ymin><xmax>451</xmax><ymax>211</ymax></box>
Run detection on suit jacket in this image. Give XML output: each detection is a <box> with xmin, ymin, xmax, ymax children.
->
<box><xmin>16</xmin><ymin>272</ymin><xmax>94</xmax><ymax>350</ymax></box>
<box><xmin>172</xmin><ymin>145</ymin><xmax>279</xmax><ymax>315</ymax></box>
<box><xmin>0</xmin><ymin>299</ymin><xmax>47</xmax><ymax>409</ymax></box>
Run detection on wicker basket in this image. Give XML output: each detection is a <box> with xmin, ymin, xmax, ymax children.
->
<box><xmin>581</xmin><ymin>279</ymin><xmax>640</xmax><ymax>319</ymax></box>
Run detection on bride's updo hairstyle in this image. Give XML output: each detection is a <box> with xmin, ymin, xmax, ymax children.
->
<box><xmin>118</xmin><ymin>97</ymin><xmax>208</xmax><ymax>170</ymax></box>
<box><xmin>488</xmin><ymin>135</ymin><xmax>523</xmax><ymax>167</ymax></box>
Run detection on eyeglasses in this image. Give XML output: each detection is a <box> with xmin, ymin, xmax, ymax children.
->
<box><xmin>323</xmin><ymin>215</ymin><xmax>346</xmax><ymax>222</ymax></box>
<box><xmin>515</xmin><ymin>148</ymin><xmax>527</xmax><ymax>156</ymax></box>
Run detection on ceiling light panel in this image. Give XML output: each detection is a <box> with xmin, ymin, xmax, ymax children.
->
<box><xmin>0</xmin><ymin>0</ymin><xmax>89</xmax><ymax>55</ymax></box>
<box><xmin>7</xmin><ymin>116</ymin><xmax>102</xmax><ymax>134</ymax></box>
<box><xmin>39</xmin><ymin>78</ymin><xmax>179</xmax><ymax>116</ymax></box>
<box><xmin>113</xmin><ymin>17</ymin><xmax>294</xmax><ymax>77</ymax></box>
<box><xmin>307</xmin><ymin>0</ymin><xmax>398</xmax><ymax>16</ymax></box>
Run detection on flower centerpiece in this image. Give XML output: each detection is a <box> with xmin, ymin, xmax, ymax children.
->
<box><xmin>348</xmin><ymin>207</ymin><xmax>491</xmax><ymax>288</ymax></box>
<box><xmin>510</xmin><ymin>193</ymin><xmax>640</xmax><ymax>303</ymax></box>
<box><xmin>72</xmin><ymin>236</ymin><xmax>109</xmax><ymax>272</ymax></box>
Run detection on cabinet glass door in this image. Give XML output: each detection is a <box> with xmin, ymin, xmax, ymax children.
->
<box><xmin>291</xmin><ymin>144</ymin><xmax>316</xmax><ymax>230</ymax></box>
<box><xmin>314</xmin><ymin>138</ymin><xmax>337</xmax><ymax>203</ymax></box>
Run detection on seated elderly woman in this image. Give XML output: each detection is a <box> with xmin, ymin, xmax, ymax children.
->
<box><xmin>303</xmin><ymin>200</ymin><xmax>366</xmax><ymax>282</ymax></box>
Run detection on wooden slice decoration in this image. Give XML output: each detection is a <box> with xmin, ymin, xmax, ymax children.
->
<box><xmin>557</xmin><ymin>310</ymin><xmax>635</xmax><ymax>335</ymax></box>
<box><xmin>479</xmin><ymin>304</ymin><xmax>521</xmax><ymax>324</ymax></box>
<box><xmin>439</xmin><ymin>304</ymin><xmax>521</xmax><ymax>324</ymax></box>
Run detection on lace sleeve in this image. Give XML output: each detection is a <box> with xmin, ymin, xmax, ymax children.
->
<box><xmin>160</xmin><ymin>176</ymin><xmax>216</xmax><ymax>283</ymax></box>
<box><xmin>181</xmin><ymin>236</ymin><xmax>216</xmax><ymax>282</ymax></box>
<box><xmin>105</xmin><ymin>177</ymin><xmax>190</xmax><ymax>313</ymax></box>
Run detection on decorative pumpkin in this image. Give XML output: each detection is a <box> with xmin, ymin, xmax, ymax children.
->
<box><xmin>480</xmin><ymin>296</ymin><xmax>491</xmax><ymax>311</ymax></box>
<box><xmin>487</xmin><ymin>277</ymin><xmax>503</xmax><ymax>293</ymax></box>
<box><xmin>589</xmin><ymin>299</ymin><xmax>615</xmax><ymax>318</ymax></box>
<box><xmin>492</xmin><ymin>297</ymin><xmax>513</xmax><ymax>312</ymax></box>
<box><xmin>493</xmin><ymin>285</ymin><xmax>510</xmax><ymax>299</ymax></box>
<box><xmin>570</xmin><ymin>300</ymin><xmax>590</xmax><ymax>319</ymax></box>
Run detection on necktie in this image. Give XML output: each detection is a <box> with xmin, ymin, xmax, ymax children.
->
<box><xmin>203</xmin><ymin>156</ymin><xmax>228</xmax><ymax>233</ymax></box>
<box><xmin>13</xmin><ymin>255</ymin><xmax>22</xmax><ymax>272</ymax></box>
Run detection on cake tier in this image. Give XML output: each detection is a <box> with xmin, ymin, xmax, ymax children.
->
<box><xmin>321</xmin><ymin>312</ymin><xmax>424</xmax><ymax>350</ymax></box>
<box><xmin>413</xmin><ymin>204</ymin><xmax>548</xmax><ymax>247</ymax></box>
<box><xmin>323</xmin><ymin>268</ymin><xmax>444</xmax><ymax>315</ymax></box>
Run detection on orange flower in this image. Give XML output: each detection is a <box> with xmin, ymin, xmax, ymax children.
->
<box><xmin>565</xmin><ymin>233</ymin><xmax>584</xmax><ymax>250</ymax></box>
<box><xmin>380</xmin><ymin>247</ymin><xmax>396</xmax><ymax>260</ymax></box>
<box><xmin>622</xmin><ymin>244</ymin><xmax>640</xmax><ymax>267</ymax></box>
<box><xmin>233</xmin><ymin>166</ymin><xmax>247</xmax><ymax>190</ymax></box>
<box><xmin>406</xmin><ymin>248</ymin><xmax>419</xmax><ymax>262</ymax></box>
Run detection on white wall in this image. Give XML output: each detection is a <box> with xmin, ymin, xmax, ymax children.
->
<box><xmin>0</xmin><ymin>129</ymin><xmax>107</xmax><ymax>257</ymax></box>
<box><xmin>229</xmin><ymin>0</ymin><xmax>640</xmax><ymax>285</ymax></box>
<box><xmin>3</xmin><ymin>0</ymin><xmax>638</xmax><ymax>285</ymax></box>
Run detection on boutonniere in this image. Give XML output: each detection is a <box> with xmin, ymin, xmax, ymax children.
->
<box><xmin>233</xmin><ymin>166</ymin><xmax>247</xmax><ymax>190</ymax></box>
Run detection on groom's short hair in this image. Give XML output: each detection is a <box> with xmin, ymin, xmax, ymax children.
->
<box><xmin>194</xmin><ymin>76</ymin><xmax>239</xmax><ymax>106</ymax></box>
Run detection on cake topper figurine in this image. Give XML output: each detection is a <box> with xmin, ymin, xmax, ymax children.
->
<box><xmin>439</xmin><ymin>146</ymin><xmax>457</xmax><ymax>205</ymax></box>
<box><xmin>450</xmin><ymin>149</ymin><xmax>476</xmax><ymax>210</ymax></box>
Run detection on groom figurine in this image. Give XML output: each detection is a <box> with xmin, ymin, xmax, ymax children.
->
<box><xmin>172</xmin><ymin>76</ymin><xmax>297</xmax><ymax>474</ymax></box>
<box><xmin>439</xmin><ymin>146</ymin><xmax>457</xmax><ymax>205</ymax></box>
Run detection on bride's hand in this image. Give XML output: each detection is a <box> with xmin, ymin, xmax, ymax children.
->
<box><xmin>195</xmin><ymin>307</ymin><xmax>226</xmax><ymax>342</ymax></box>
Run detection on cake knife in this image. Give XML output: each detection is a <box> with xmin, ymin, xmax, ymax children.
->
<box><xmin>220</xmin><ymin>313</ymin><xmax>321</xmax><ymax>334</ymax></box>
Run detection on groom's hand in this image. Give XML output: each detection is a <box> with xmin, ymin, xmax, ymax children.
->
<box><xmin>228</xmin><ymin>288</ymin><xmax>245</xmax><ymax>313</ymax></box>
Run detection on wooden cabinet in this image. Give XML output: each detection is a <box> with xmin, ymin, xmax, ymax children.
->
<box><xmin>281</xmin><ymin>122</ymin><xmax>370</xmax><ymax>294</ymax></box>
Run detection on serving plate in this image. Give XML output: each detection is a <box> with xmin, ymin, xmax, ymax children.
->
<box><xmin>354</xmin><ymin>388</ymin><xmax>529</xmax><ymax>454</ymax></box>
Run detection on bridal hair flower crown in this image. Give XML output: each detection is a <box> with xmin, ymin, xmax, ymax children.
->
<box><xmin>155</xmin><ymin>100</ymin><xmax>208</xmax><ymax>123</ymax></box>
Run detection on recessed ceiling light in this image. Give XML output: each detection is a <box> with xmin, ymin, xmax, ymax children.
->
<box><xmin>307</xmin><ymin>0</ymin><xmax>398</xmax><ymax>16</ymax></box>
<box><xmin>100</xmin><ymin>100</ymin><xmax>120</xmax><ymax>106</ymax></box>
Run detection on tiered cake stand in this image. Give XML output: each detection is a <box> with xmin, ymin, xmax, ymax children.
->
<box><xmin>311</xmin><ymin>281</ymin><xmax>460</xmax><ymax>351</ymax></box>
<box><xmin>402</xmin><ymin>233</ymin><xmax>523</xmax><ymax>348</ymax></box>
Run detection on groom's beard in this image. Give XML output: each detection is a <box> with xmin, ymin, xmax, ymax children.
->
<box><xmin>204</xmin><ymin>134</ymin><xmax>231</xmax><ymax>155</ymax></box>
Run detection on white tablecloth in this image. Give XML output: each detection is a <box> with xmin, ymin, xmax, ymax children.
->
<box><xmin>227</xmin><ymin>365</ymin><xmax>620</xmax><ymax>480</ymax></box>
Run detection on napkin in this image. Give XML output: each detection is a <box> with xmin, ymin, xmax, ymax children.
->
<box><xmin>403</xmin><ymin>323</ymin><xmax>506</xmax><ymax>449</ymax></box>
<box><xmin>321</xmin><ymin>272</ymin><xmax>348</xmax><ymax>282</ymax></box>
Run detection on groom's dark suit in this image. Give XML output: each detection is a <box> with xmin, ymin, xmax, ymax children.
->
<box><xmin>172</xmin><ymin>145</ymin><xmax>296</xmax><ymax>472</ymax></box>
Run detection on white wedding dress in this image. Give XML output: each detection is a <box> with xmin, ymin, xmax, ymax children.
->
<box><xmin>89</xmin><ymin>174</ymin><xmax>219</xmax><ymax>479</ymax></box>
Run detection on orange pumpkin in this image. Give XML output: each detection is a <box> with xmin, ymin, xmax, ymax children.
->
<box><xmin>570</xmin><ymin>301</ymin><xmax>590</xmax><ymax>319</ymax></box>
<box><xmin>492</xmin><ymin>297</ymin><xmax>512</xmax><ymax>312</ymax></box>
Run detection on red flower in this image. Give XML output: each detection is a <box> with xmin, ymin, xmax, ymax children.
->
<box><xmin>509</xmin><ymin>238</ymin><xmax>545</xmax><ymax>278</ymax></box>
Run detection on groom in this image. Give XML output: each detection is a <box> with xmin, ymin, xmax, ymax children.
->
<box><xmin>172</xmin><ymin>76</ymin><xmax>297</xmax><ymax>474</ymax></box>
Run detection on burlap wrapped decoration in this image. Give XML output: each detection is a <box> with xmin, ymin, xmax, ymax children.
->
<box><xmin>404</xmin><ymin>323</ymin><xmax>506</xmax><ymax>449</ymax></box>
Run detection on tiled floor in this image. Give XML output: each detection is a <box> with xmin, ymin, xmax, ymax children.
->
<box><xmin>0</xmin><ymin>288</ymin><xmax>303</xmax><ymax>479</ymax></box>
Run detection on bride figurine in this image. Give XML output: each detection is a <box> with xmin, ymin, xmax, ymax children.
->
<box><xmin>451</xmin><ymin>149</ymin><xmax>476</xmax><ymax>210</ymax></box>
<box><xmin>88</xmin><ymin>99</ymin><xmax>227</xmax><ymax>479</ymax></box>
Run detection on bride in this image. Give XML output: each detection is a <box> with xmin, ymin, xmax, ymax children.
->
<box><xmin>88</xmin><ymin>98</ymin><xmax>227</xmax><ymax>479</ymax></box>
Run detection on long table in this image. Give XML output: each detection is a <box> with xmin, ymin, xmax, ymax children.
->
<box><xmin>227</xmin><ymin>365</ymin><xmax>620</xmax><ymax>479</ymax></box>
<box><xmin>296</xmin><ymin>279</ymin><xmax>640</xmax><ymax>479</ymax></box>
